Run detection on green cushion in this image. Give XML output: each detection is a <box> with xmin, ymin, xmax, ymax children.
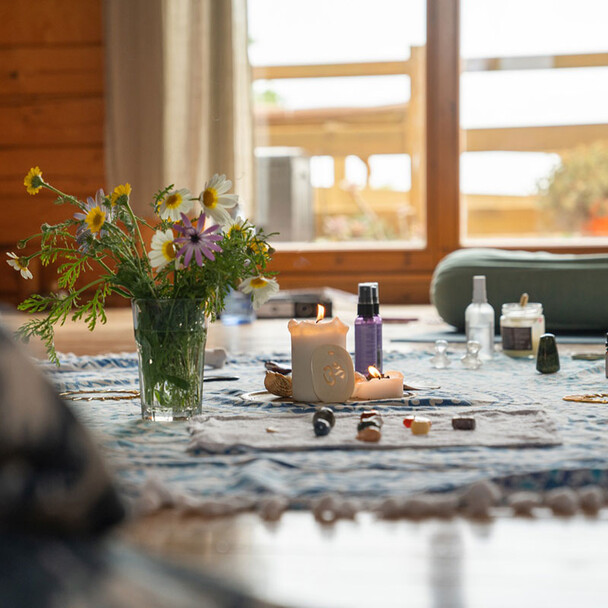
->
<box><xmin>430</xmin><ymin>248</ymin><xmax>608</xmax><ymax>332</ymax></box>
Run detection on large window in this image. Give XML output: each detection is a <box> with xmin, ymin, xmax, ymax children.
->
<box><xmin>247</xmin><ymin>1</ymin><xmax>608</xmax><ymax>303</ymax></box>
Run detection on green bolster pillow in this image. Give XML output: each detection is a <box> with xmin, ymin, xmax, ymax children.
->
<box><xmin>430</xmin><ymin>248</ymin><xmax>608</xmax><ymax>332</ymax></box>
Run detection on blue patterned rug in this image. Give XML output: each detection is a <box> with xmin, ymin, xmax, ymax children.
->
<box><xmin>41</xmin><ymin>349</ymin><xmax>608</xmax><ymax>509</ymax></box>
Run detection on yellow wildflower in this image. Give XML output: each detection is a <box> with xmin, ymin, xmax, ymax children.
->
<box><xmin>85</xmin><ymin>207</ymin><xmax>106</xmax><ymax>234</ymax></box>
<box><xmin>250</xmin><ymin>238</ymin><xmax>269</xmax><ymax>256</ymax></box>
<box><xmin>111</xmin><ymin>183</ymin><xmax>132</xmax><ymax>206</ymax></box>
<box><xmin>24</xmin><ymin>167</ymin><xmax>44</xmax><ymax>195</ymax></box>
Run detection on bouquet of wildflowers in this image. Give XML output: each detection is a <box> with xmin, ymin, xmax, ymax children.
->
<box><xmin>12</xmin><ymin>167</ymin><xmax>279</xmax><ymax>365</ymax></box>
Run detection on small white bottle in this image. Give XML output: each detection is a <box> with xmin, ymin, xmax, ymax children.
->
<box><xmin>465</xmin><ymin>275</ymin><xmax>494</xmax><ymax>360</ymax></box>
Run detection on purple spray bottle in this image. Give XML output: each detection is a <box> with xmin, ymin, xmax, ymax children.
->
<box><xmin>355</xmin><ymin>282</ymin><xmax>383</xmax><ymax>374</ymax></box>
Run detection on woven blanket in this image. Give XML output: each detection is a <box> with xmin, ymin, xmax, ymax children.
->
<box><xmin>189</xmin><ymin>409</ymin><xmax>560</xmax><ymax>453</ymax></box>
<box><xmin>41</xmin><ymin>349</ymin><xmax>608</xmax><ymax>510</ymax></box>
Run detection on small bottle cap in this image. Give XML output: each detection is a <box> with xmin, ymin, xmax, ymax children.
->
<box><xmin>358</xmin><ymin>282</ymin><xmax>374</xmax><ymax>304</ymax></box>
<box><xmin>357</xmin><ymin>283</ymin><xmax>376</xmax><ymax>317</ymax></box>
<box><xmin>472</xmin><ymin>275</ymin><xmax>487</xmax><ymax>304</ymax></box>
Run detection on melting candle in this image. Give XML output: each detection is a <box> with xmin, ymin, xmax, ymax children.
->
<box><xmin>352</xmin><ymin>366</ymin><xmax>404</xmax><ymax>400</ymax></box>
<box><xmin>288</xmin><ymin>305</ymin><xmax>349</xmax><ymax>402</ymax></box>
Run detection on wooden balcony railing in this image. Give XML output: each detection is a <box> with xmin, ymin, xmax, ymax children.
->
<box><xmin>252</xmin><ymin>49</ymin><xmax>608</xmax><ymax>239</ymax></box>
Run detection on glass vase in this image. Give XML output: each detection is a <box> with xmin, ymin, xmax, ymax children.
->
<box><xmin>132</xmin><ymin>299</ymin><xmax>207</xmax><ymax>421</ymax></box>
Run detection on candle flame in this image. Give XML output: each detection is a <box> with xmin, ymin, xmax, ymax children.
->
<box><xmin>368</xmin><ymin>365</ymin><xmax>382</xmax><ymax>379</ymax></box>
<box><xmin>316</xmin><ymin>304</ymin><xmax>326</xmax><ymax>323</ymax></box>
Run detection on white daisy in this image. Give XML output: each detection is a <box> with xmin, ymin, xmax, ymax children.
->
<box><xmin>240</xmin><ymin>275</ymin><xmax>279</xmax><ymax>310</ymax></box>
<box><xmin>225</xmin><ymin>217</ymin><xmax>252</xmax><ymax>239</ymax></box>
<box><xmin>7</xmin><ymin>252</ymin><xmax>33</xmax><ymax>279</ymax></box>
<box><xmin>158</xmin><ymin>188</ymin><xmax>193</xmax><ymax>221</ymax></box>
<box><xmin>148</xmin><ymin>229</ymin><xmax>177</xmax><ymax>269</ymax></box>
<box><xmin>199</xmin><ymin>174</ymin><xmax>239</xmax><ymax>226</ymax></box>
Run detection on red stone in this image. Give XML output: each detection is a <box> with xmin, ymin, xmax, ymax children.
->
<box><xmin>403</xmin><ymin>416</ymin><xmax>415</xmax><ymax>428</ymax></box>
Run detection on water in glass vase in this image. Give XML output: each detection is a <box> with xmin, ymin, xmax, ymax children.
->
<box><xmin>132</xmin><ymin>299</ymin><xmax>207</xmax><ymax>421</ymax></box>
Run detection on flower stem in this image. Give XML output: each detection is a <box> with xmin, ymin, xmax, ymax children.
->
<box><xmin>124</xmin><ymin>201</ymin><xmax>148</xmax><ymax>261</ymax></box>
<box><xmin>42</xmin><ymin>183</ymin><xmax>85</xmax><ymax>209</ymax></box>
<box><xmin>123</xmin><ymin>201</ymin><xmax>158</xmax><ymax>298</ymax></box>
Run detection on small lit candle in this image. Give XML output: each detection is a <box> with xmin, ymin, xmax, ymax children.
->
<box><xmin>352</xmin><ymin>366</ymin><xmax>404</xmax><ymax>400</ymax></box>
<box><xmin>289</xmin><ymin>305</ymin><xmax>349</xmax><ymax>402</ymax></box>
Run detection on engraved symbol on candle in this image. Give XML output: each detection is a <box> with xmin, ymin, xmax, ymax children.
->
<box><xmin>311</xmin><ymin>344</ymin><xmax>355</xmax><ymax>403</ymax></box>
<box><xmin>323</xmin><ymin>352</ymin><xmax>347</xmax><ymax>386</ymax></box>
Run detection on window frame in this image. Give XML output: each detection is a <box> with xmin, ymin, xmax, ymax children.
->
<box><xmin>266</xmin><ymin>0</ymin><xmax>608</xmax><ymax>304</ymax></box>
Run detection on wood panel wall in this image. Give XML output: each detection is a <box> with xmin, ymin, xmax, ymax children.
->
<box><xmin>0</xmin><ymin>0</ymin><xmax>104</xmax><ymax>306</ymax></box>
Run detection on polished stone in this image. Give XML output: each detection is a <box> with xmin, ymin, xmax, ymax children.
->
<box><xmin>357</xmin><ymin>419</ymin><xmax>381</xmax><ymax>432</ymax></box>
<box><xmin>536</xmin><ymin>333</ymin><xmax>560</xmax><ymax>374</ymax></box>
<box><xmin>313</xmin><ymin>407</ymin><xmax>336</xmax><ymax>428</ymax></box>
<box><xmin>360</xmin><ymin>409</ymin><xmax>380</xmax><ymax>420</ymax></box>
<box><xmin>313</xmin><ymin>418</ymin><xmax>331</xmax><ymax>437</ymax></box>
<box><xmin>356</xmin><ymin>426</ymin><xmax>382</xmax><ymax>442</ymax></box>
<box><xmin>411</xmin><ymin>418</ymin><xmax>432</xmax><ymax>435</ymax></box>
<box><xmin>452</xmin><ymin>417</ymin><xmax>476</xmax><ymax>430</ymax></box>
<box><xmin>403</xmin><ymin>416</ymin><xmax>415</xmax><ymax>428</ymax></box>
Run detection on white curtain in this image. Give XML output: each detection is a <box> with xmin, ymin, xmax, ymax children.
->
<box><xmin>104</xmin><ymin>0</ymin><xmax>253</xmax><ymax>215</ymax></box>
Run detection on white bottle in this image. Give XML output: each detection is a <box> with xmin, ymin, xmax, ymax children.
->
<box><xmin>465</xmin><ymin>275</ymin><xmax>494</xmax><ymax>360</ymax></box>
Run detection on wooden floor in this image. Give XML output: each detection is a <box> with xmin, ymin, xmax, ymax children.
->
<box><xmin>3</xmin><ymin>304</ymin><xmax>608</xmax><ymax>608</ymax></box>
<box><xmin>125</xmin><ymin>509</ymin><xmax>608</xmax><ymax>608</ymax></box>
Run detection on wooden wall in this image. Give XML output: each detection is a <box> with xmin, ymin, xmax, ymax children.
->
<box><xmin>0</xmin><ymin>0</ymin><xmax>104</xmax><ymax>306</ymax></box>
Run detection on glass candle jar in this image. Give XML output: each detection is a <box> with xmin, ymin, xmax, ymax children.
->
<box><xmin>500</xmin><ymin>302</ymin><xmax>545</xmax><ymax>358</ymax></box>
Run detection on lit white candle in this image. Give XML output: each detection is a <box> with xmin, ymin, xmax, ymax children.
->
<box><xmin>288</xmin><ymin>306</ymin><xmax>349</xmax><ymax>402</ymax></box>
<box><xmin>352</xmin><ymin>366</ymin><xmax>404</xmax><ymax>400</ymax></box>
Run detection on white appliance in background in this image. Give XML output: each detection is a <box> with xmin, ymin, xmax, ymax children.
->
<box><xmin>255</xmin><ymin>148</ymin><xmax>314</xmax><ymax>242</ymax></box>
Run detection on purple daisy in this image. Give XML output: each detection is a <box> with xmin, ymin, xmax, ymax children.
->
<box><xmin>173</xmin><ymin>213</ymin><xmax>222</xmax><ymax>267</ymax></box>
<box><xmin>73</xmin><ymin>189</ymin><xmax>111</xmax><ymax>238</ymax></box>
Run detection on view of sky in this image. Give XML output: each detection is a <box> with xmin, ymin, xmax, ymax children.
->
<box><xmin>248</xmin><ymin>0</ymin><xmax>608</xmax><ymax>196</ymax></box>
